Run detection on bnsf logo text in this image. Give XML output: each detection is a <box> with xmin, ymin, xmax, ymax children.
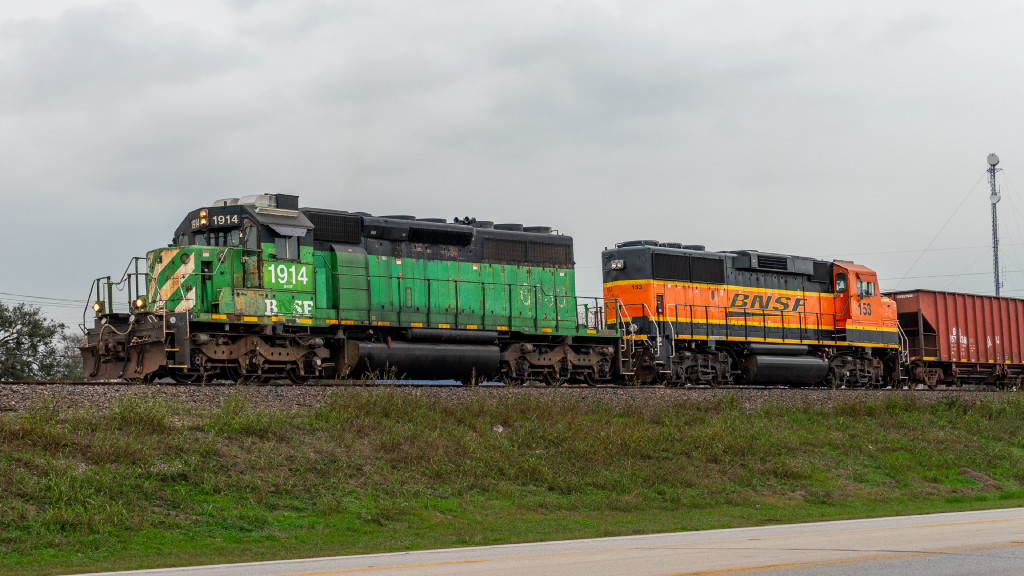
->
<box><xmin>729</xmin><ymin>294</ymin><xmax>807</xmax><ymax>312</ymax></box>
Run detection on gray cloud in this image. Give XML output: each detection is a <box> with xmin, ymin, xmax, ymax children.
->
<box><xmin>4</xmin><ymin>0</ymin><xmax>1024</xmax><ymax>327</ymax></box>
<box><xmin>0</xmin><ymin>4</ymin><xmax>252</xmax><ymax>112</ymax></box>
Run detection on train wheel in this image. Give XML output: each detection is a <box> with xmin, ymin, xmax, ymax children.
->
<box><xmin>169</xmin><ymin>370</ymin><xmax>200</xmax><ymax>384</ymax></box>
<box><xmin>223</xmin><ymin>366</ymin><xmax>246</xmax><ymax>384</ymax></box>
<box><xmin>287</xmin><ymin>368</ymin><xmax>311</xmax><ymax>385</ymax></box>
<box><xmin>824</xmin><ymin>371</ymin><xmax>839</xmax><ymax>389</ymax></box>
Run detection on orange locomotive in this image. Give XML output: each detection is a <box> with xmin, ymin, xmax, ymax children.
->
<box><xmin>602</xmin><ymin>241</ymin><xmax>901</xmax><ymax>387</ymax></box>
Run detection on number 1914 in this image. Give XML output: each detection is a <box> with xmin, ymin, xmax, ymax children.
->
<box><xmin>268</xmin><ymin>264</ymin><xmax>308</xmax><ymax>285</ymax></box>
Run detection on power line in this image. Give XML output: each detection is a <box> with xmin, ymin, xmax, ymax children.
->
<box><xmin>821</xmin><ymin>243</ymin><xmax>1024</xmax><ymax>259</ymax></box>
<box><xmin>882</xmin><ymin>268</ymin><xmax>1024</xmax><ymax>282</ymax></box>
<box><xmin>892</xmin><ymin>174</ymin><xmax>986</xmax><ymax>291</ymax></box>
<box><xmin>0</xmin><ymin>291</ymin><xmax>84</xmax><ymax>304</ymax></box>
<box><xmin>941</xmin><ymin>250</ymin><xmax>989</xmax><ymax>291</ymax></box>
<box><xmin>1000</xmin><ymin>170</ymin><xmax>1024</xmax><ymax>293</ymax></box>
<box><xmin>0</xmin><ymin>298</ymin><xmax>86</xmax><ymax>310</ymax></box>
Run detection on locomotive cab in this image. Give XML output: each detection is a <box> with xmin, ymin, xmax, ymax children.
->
<box><xmin>832</xmin><ymin>262</ymin><xmax>881</xmax><ymax>325</ymax></box>
<box><xmin>831</xmin><ymin>261</ymin><xmax>898</xmax><ymax>347</ymax></box>
<box><xmin>148</xmin><ymin>194</ymin><xmax>315</xmax><ymax>317</ymax></box>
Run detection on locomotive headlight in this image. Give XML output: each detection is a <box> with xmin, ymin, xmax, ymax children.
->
<box><xmin>199</xmin><ymin>209</ymin><xmax>208</xmax><ymax>218</ymax></box>
<box><xmin>92</xmin><ymin>301</ymin><xmax>104</xmax><ymax>314</ymax></box>
<box><xmin>133</xmin><ymin>296</ymin><xmax>147</xmax><ymax>310</ymax></box>
<box><xmin>610</xmin><ymin>259</ymin><xmax>625</xmax><ymax>270</ymax></box>
<box><xmin>200</xmin><ymin>218</ymin><xmax>208</xmax><ymax>226</ymax></box>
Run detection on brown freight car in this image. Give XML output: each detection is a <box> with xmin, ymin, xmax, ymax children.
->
<box><xmin>889</xmin><ymin>289</ymin><xmax>1024</xmax><ymax>388</ymax></box>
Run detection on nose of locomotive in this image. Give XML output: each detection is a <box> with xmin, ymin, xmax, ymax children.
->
<box><xmin>147</xmin><ymin>247</ymin><xmax>199</xmax><ymax>313</ymax></box>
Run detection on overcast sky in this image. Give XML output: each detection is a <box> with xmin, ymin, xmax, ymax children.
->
<box><xmin>4</xmin><ymin>0</ymin><xmax>1024</xmax><ymax>328</ymax></box>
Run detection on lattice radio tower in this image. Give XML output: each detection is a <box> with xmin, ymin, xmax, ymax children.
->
<box><xmin>988</xmin><ymin>153</ymin><xmax>1002</xmax><ymax>295</ymax></box>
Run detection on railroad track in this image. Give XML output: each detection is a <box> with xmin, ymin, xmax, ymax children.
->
<box><xmin>0</xmin><ymin>380</ymin><xmax>1009</xmax><ymax>391</ymax></box>
<box><xmin>0</xmin><ymin>381</ymin><xmax>1012</xmax><ymax>415</ymax></box>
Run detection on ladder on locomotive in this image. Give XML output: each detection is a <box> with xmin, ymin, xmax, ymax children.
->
<box><xmin>162</xmin><ymin>313</ymin><xmax>188</xmax><ymax>369</ymax></box>
<box><xmin>615</xmin><ymin>301</ymin><xmax>662</xmax><ymax>378</ymax></box>
<box><xmin>896</xmin><ymin>322</ymin><xmax>910</xmax><ymax>379</ymax></box>
<box><xmin>159</xmin><ymin>279</ymin><xmax>194</xmax><ymax>369</ymax></box>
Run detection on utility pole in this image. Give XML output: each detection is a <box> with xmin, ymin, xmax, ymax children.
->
<box><xmin>988</xmin><ymin>153</ymin><xmax>1002</xmax><ymax>295</ymax></box>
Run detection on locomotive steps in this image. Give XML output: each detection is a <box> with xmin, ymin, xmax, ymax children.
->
<box><xmin>1</xmin><ymin>385</ymin><xmax>1023</xmax><ymax>575</ymax></box>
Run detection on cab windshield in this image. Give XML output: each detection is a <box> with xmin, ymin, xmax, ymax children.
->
<box><xmin>178</xmin><ymin>229</ymin><xmax>242</xmax><ymax>247</ymax></box>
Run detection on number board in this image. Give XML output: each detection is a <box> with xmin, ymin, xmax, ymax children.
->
<box><xmin>191</xmin><ymin>210</ymin><xmax>241</xmax><ymax>231</ymax></box>
<box><xmin>264</xmin><ymin>262</ymin><xmax>313</xmax><ymax>291</ymax></box>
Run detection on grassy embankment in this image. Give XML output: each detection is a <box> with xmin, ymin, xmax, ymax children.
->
<box><xmin>2</xmin><ymin>390</ymin><xmax>1024</xmax><ymax>575</ymax></box>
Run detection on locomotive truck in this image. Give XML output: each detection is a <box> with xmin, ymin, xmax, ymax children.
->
<box><xmin>82</xmin><ymin>193</ymin><xmax>1018</xmax><ymax>389</ymax></box>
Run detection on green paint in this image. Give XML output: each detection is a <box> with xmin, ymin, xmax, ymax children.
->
<box><xmin>139</xmin><ymin>235</ymin><xmax>607</xmax><ymax>337</ymax></box>
<box><xmin>262</xmin><ymin>262</ymin><xmax>313</xmax><ymax>291</ymax></box>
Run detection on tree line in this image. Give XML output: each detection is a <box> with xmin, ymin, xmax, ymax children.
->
<box><xmin>0</xmin><ymin>302</ymin><xmax>84</xmax><ymax>381</ymax></box>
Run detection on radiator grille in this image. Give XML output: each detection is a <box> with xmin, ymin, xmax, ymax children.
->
<box><xmin>652</xmin><ymin>253</ymin><xmax>690</xmax><ymax>282</ymax></box>
<box><xmin>757</xmin><ymin>255</ymin><xmax>789</xmax><ymax>271</ymax></box>
<box><xmin>306</xmin><ymin>212</ymin><xmax>362</xmax><ymax>244</ymax></box>
<box><xmin>528</xmin><ymin>242</ymin><xmax>574</xmax><ymax>267</ymax></box>
<box><xmin>484</xmin><ymin>239</ymin><xmax>573</xmax><ymax>267</ymax></box>
<box><xmin>690</xmin><ymin>256</ymin><xmax>725</xmax><ymax>283</ymax></box>
<box><xmin>483</xmin><ymin>239</ymin><xmax>527</xmax><ymax>262</ymax></box>
<box><xmin>408</xmin><ymin>227</ymin><xmax>474</xmax><ymax>246</ymax></box>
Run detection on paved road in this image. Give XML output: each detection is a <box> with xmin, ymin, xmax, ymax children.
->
<box><xmin>75</xmin><ymin>507</ymin><xmax>1024</xmax><ymax>576</ymax></box>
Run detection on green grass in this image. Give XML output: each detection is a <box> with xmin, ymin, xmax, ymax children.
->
<box><xmin>1</xmin><ymin>391</ymin><xmax>1023</xmax><ymax>575</ymax></box>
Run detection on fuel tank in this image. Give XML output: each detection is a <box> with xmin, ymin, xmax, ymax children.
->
<box><xmin>742</xmin><ymin>355</ymin><xmax>828</xmax><ymax>385</ymax></box>
<box><xmin>400</xmin><ymin>328</ymin><xmax>499</xmax><ymax>344</ymax></box>
<box><xmin>353</xmin><ymin>341</ymin><xmax>500</xmax><ymax>381</ymax></box>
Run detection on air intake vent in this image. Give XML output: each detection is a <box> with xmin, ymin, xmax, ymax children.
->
<box><xmin>690</xmin><ymin>256</ymin><xmax>725</xmax><ymax>283</ymax></box>
<box><xmin>483</xmin><ymin>239</ymin><xmax>573</xmax><ymax>267</ymax></box>
<box><xmin>483</xmin><ymin>239</ymin><xmax>527</xmax><ymax>262</ymax></box>
<box><xmin>306</xmin><ymin>212</ymin><xmax>362</xmax><ymax>244</ymax></box>
<box><xmin>528</xmin><ymin>242</ymin><xmax>573</xmax><ymax>267</ymax></box>
<box><xmin>812</xmin><ymin>261</ymin><xmax>831</xmax><ymax>283</ymax></box>
<box><xmin>756</xmin><ymin>255</ymin><xmax>789</xmax><ymax>271</ymax></box>
<box><xmin>653</xmin><ymin>253</ymin><xmax>690</xmax><ymax>281</ymax></box>
<box><xmin>408</xmin><ymin>227</ymin><xmax>474</xmax><ymax>246</ymax></box>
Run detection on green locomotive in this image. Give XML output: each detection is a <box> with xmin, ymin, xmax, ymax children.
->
<box><xmin>81</xmin><ymin>194</ymin><xmax>623</xmax><ymax>383</ymax></box>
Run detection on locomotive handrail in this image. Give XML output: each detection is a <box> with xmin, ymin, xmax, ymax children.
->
<box><xmin>897</xmin><ymin>323</ymin><xmax>910</xmax><ymax>364</ymax></box>
<box><xmin>79</xmin><ymin>279</ymin><xmax>101</xmax><ymax>332</ymax></box>
<box><xmin>327</xmin><ymin>268</ymin><xmax>623</xmax><ymax>336</ymax></box>
<box><xmin>106</xmin><ymin>251</ymin><xmax>620</xmax><ymax>337</ymax></box>
<box><xmin>663</xmin><ymin>309</ymin><xmax>676</xmax><ymax>358</ymax></box>
<box><xmin>659</xmin><ymin>302</ymin><xmax>842</xmax><ymax>345</ymax></box>
<box><xmin>575</xmin><ymin>296</ymin><xmax>621</xmax><ymax>331</ymax></box>
<box><xmin>82</xmin><ymin>257</ymin><xmax>147</xmax><ymax>325</ymax></box>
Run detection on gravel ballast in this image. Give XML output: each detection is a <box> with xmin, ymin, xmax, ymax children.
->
<box><xmin>0</xmin><ymin>383</ymin><xmax>1011</xmax><ymax>413</ymax></box>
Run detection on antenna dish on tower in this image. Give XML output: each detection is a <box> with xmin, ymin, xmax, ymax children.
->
<box><xmin>988</xmin><ymin>153</ymin><xmax>1000</xmax><ymax>166</ymax></box>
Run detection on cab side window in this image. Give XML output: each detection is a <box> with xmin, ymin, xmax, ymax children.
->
<box><xmin>243</xmin><ymin>224</ymin><xmax>259</xmax><ymax>250</ymax></box>
<box><xmin>834</xmin><ymin>273</ymin><xmax>847</xmax><ymax>293</ymax></box>
<box><xmin>275</xmin><ymin>236</ymin><xmax>299</xmax><ymax>260</ymax></box>
<box><xmin>855</xmin><ymin>277</ymin><xmax>876</xmax><ymax>297</ymax></box>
